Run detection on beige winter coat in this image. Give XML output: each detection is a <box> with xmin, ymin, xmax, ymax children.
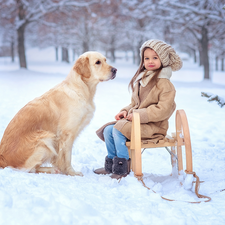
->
<box><xmin>96</xmin><ymin>67</ymin><xmax>176</xmax><ymax>143</ymax></box>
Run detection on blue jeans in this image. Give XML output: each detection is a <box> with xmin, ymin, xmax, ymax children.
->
<box><xmin>103</xmin><ymin>125</ymin><xmax>129</xmax><ymax>160</ymax></box>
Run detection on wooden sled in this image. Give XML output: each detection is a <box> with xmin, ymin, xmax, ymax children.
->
<box><xmin>126</xmin><ymin>109</ymin><xmax>193</xmax><ymax>178</ymax></box>
<box><xmin>126</xmin><ymin>109</ymin><xmax>211</xmax><ymax>202</ymax></box>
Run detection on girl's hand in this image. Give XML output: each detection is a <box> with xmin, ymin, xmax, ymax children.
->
<box><xmin>115</xmin><ymin>111</ymin><xmax>127</xmax><ymax>120</ymax></box>
<box><xmin>126</xmin><ymin>113</ymin><xmax>133</xmax><ymax>121</ymax></box>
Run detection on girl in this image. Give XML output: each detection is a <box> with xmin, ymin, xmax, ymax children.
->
<box><xmin>94</xmin><ymin>39</ymin><xmax>182</xmax><ymax>179</ymax></box>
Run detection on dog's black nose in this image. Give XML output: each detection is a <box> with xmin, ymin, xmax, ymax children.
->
<box><xmin>111</xmin><ymin>68</ymin><xmax>117</xmax><ymax>74</ymax></box>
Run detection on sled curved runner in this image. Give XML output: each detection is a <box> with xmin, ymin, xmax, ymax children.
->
<box><xmin>126</xmin><ymin>109</ymin><xmax>193</xmax><ymax>177</ymax></box>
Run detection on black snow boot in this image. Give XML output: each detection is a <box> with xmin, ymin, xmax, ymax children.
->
<box><xmin>94</xmin><ymin>156</ymin><xmax>113</xmax><ymax>175</ymax></box>
<box><xmin>110</xmin><ymin>156</ymin><xmax>131</xmax><ymax>179</ymax></box>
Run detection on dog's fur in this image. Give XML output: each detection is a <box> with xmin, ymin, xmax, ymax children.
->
<box><xmin>0</xmin><ymin>51</ymin><xmax>116</xmax><ymax>176</ymax></box>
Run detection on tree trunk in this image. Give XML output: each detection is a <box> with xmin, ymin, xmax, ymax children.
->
<box><xmin>136</xmin><ymin>19</ymin><xmax>145</xmax><ymax>66</ymax></box>
<box><xmin>222</xmin><ymin>57</ymin><xmax>224</xmax><ymax>71</ymax></box>
<box><xmin>188</xmin><ymin>47</ymin><xmax>197</xmax><ymax>63</ymax></box>
<box><xmin>136</xmin><ymin>39</ymin><xmax>143</xmax><ymax>66</ymax></box>
<box><xmin>215</xmin><ymin>56</ymin><xmax>218</xmax><ymax>71</ymax></box>
<box><xmin>82</xmin><ymin>17</ymin><xmax>89</xmax><ymax>53</ymax></box>
<box><xmin>55</xmin><ymin>47</ymin><xmax>58</xmax><ymax>61</ymax></box>
<box><xmin>132</xmin><ymin>49</ymin><xmax>136</xmax><ymax>64</ymax></box>
<box><xmin>16</xmin><ymin>0</ymin><xmax>27</xmax><ymax>68</ymax></box>
<box><xmin>65</xmin><ymin>48</ymin><xmax>69</xmax><ymax>63</ymax></box>
<box><xmin>17</xmin><ymin>24</ymin><xmax>27</xmax><ymax>68</ymax></box>
<box><xmin>193</xmin><ymin>49</ymin><xmax>197</xmax><ymax>63</ymax></box>
<box><xmin>201</xmin><ymin>26</ymin><xmax>210</xmax><ymax>79</ymax></box>
<box><xmin>72</xmin><ymin>49</ymin><xmax>75</xmax><ymax>61</ymax></box>
<box><xmin>11</xmin><ymin>41</ymin><xmax>14</xmax><ymax>62</ymax></box>
<box><xmin>110</xmin><ymin>48</ymin><xmax>115</xmax><ymax>62</ymax></box>
<box><xmin>62</xmin><ymin>47</ymin><xmax>69</xmax><ymax>63</ymax></box>
<box><xmin>110</xmin><ymin>36</ymin><xmax>116</xmax><ymax>62</ymax></box>
<box><xmin>199</xmin><ymin>49</ymin><xmax>203</xmax><ymax>66</ymax></box>
<box><xmin>82</xmin><ymin>40</ymin><xmax>89</xmax><ymax>53</ymax></box>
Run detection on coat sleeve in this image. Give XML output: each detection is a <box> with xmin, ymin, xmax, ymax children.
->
<box><xmin>133</xmin><ymin>81</ymin><xmax>176</xmax><ymax>123</ymax></box>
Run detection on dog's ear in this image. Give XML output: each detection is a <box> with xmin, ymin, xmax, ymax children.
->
<box><xmin>73</xmin><ymin>57</ymin><xmax>91</xmax><ymax>78</ymax></box>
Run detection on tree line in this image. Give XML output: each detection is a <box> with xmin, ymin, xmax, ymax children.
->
<box><xmin>0</xmin><ymin>0</ymin><xmax>224</xmax><ymax>80</ymax></box>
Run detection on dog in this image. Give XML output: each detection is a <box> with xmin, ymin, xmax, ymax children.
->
<box><xmin>0</xmin><ymin>51</ymin><xmax>117</xmax><ymax>176</ymax></box>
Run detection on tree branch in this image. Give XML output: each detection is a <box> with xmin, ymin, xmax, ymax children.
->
<box><xmin>201</xmin><ymin>92</ymin><xmax>225</xmax><ymax>108</ymax></box>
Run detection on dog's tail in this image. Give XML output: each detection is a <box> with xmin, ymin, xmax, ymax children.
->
<box><xmin>0</xmin><ymin>154</ymin><xmax>7</xmax><ymax>168</ymax></box>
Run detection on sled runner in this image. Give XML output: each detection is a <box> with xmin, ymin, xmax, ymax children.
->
<box><xmin>126</xmin><ymin>109</ymin><xmax>211</xmax><ymax>203</ymax></box>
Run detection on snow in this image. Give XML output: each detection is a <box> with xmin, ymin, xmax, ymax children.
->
<box><xmin>0</xmin><ymin>47</ymin><xmax>225</xmax><ymax>225</ymax></box>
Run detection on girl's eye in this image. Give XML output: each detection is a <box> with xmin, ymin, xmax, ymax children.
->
<box><xmin>96</xmin><ymin>60</ymin><xmax>101</xmax><ymax>65</ymax></box>
<box><xmin>153</xmin><ymin>57</ymin><xmax>158</xmax><ymax>59</ymax></box>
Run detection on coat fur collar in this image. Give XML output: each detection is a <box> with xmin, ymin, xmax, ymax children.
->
<box><xmin>136</xmin><ymin>66</ymin><xmax>172</xmax><ymax>87</ymax></box>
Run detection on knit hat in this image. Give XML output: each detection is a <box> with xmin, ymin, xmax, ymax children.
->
<box><xmin>140</xmin><ymin>39</ymin><xmax>182</xmax><ymax>71</ymax></box>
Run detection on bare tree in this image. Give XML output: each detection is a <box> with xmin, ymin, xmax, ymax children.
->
<box><xmin>156</xmin><ymin>0</ymin><xmax>225</xmax><ymax>80</ymax></box>
<box><xmin>116</xmin><ymin>0</ymin><xmax>161</xmax><ymax>64</ymax></box>
<box><xmin>0</xmin><ymin>20</ymin><xmax>17</xmax><ymax>62</ymax></box>
<box><xmin>0</xmin><ymin>0</ymin><xmax>95</xmax><ymax>68</ymax></box>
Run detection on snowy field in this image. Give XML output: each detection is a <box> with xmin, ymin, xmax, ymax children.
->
<box><xmin>0</xmin><ymin>47</ymin><xmax>225</xmax><ymax>225</ymax></box>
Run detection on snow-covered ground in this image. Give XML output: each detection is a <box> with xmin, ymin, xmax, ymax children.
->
<box><xmin>0</xmin><ymin>47</ymin><xmax>225</xmax><ymax>225</ymax></box>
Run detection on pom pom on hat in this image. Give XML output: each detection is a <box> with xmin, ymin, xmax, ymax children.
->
<box><xmin>140</xmin><ymin>39</ymin><xmax>183</xmax><ymax>71</ymax></box>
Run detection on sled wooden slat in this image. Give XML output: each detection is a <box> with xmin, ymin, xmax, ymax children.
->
<box><xmin>126</xmin><ymin>109</ymin><xmax>193</xmax><ymax>177</ymax></box>
<box><xmin>126</xmin><ymin>141</ymin><xmax>184</xmax><ymax>148</ymax></box>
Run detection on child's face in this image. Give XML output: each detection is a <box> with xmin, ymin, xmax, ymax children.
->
<box><xmin>143</xmin><ymin>48</ymin><xmax>161</xmax><ymax>71</ymax></box>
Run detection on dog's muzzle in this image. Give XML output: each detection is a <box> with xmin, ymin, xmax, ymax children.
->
<box><xmin>111</xmin><ymin>67</ymin><xmax>117</xmax><ymax>80</ymax></box>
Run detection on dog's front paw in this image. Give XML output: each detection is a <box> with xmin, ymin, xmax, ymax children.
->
<box><xmin>67</xmin><ymin>167</ymin><xmax>83</xmax><ymax>177</ymax></box>
<box><xmin>74</xmin><ymin>171</ymin><xmax>83</xmax><ymax>177</ymax></box>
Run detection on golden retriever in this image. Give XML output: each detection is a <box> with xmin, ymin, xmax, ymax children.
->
<box><xmin>0</xmin><ymin>51</ymin><xmax>117</xmax><ymax>176</ymax></box>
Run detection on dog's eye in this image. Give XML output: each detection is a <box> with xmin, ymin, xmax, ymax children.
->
<box><xmin>96</xmin><ymin>60</ymin><xmax>101</xmax><ymax>65</ymax></box>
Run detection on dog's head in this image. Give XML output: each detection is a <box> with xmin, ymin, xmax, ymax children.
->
<box><xmin>73</xmin><ymin>51</ymin><xmax>117</xmax><ymax>82</ymax></box>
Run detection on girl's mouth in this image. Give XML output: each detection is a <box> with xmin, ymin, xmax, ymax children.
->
<box><xmin>148</xmin><ymin>65</ymin><xmax>155</xmax><ymax>67</ymax></box>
